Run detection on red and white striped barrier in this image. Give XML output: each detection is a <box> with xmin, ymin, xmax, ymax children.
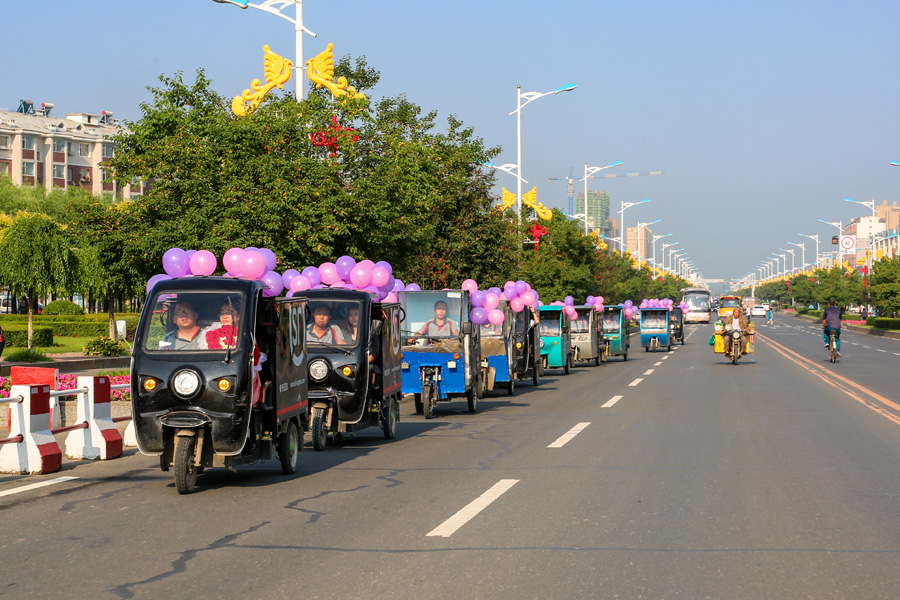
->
<box><xmin>64</xmin><ymin>376</ymin><xmax>123</xmax><ymax>461</ymax></box>
<box><xmin>0</xmin><ymin>384</ymin><xmax>62</xmax><ymax>474</ymax></box>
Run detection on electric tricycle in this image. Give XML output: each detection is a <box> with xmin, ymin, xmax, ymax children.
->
<box><xmin>602</xmin><ymin>306</ymin><xmax>630</xmax><ymax>361</ymax></box>
<box><xmin>511</xmin><ymin>306</ymin><xmax>542</xmax><ymax>386</ymax></box>
<box><xmin>640</xmin><ymin>307</ymin><xmax>672</xmax><ymax>352</ymax></box>
<box><xmin>669</xmin><ymin>307</ymin><xmax>685</xmax><ymax>345</ymax></box>
<box><xmin>479</xmin><ymin>300</ymin><xmax>517</xmax><ymax>395</ymax></box>
<box><xmin>571</xmin><ymin>305</ymin><xmax>606</xmax><ymax>365</ymax></box>
<box><xmin>399</xmin><ymin>290</ymin><xmax>481</xmax><ymax>418</ymax></box>
<box><xmin>131</xmin><ymin>277</ymin><xmax>307</xmax><ymax>494</ymax></box>
<box><xmin>538</xmin><ymin>305</ymin><xmax>574</xmax><ymax>374</ymax></box>
<box><xmin>303</xmin><ymin>289</ymin><xmax>403</xmax><ymax>450</ymax></box>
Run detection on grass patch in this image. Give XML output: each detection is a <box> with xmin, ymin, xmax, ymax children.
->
<box><xmin>38</xmin><ymin>336</ymin><xmax>102</xmax><ymax>355</ymax></box>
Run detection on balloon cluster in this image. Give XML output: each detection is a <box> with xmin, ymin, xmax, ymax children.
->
<box><xmin>284</xmin><ymin>256</ymin><xmax>414</xmax><ymax>303</ymax></box>
<box><xmin>618</xmin><ymin>299</ymin><xmax>637</xmax><ymax>321</ymax></box>
<box><xmin>146</xmin><ymin>248</ymin><xmax>421</xmax><ymax>303</ymax></box>
<box><xmin>639</xmin><ymin>298</ymin><xmax>681</xmax><ymax>311</ymax></box>
<box><xmin>461</xmin><ymin>279</ymin><xmax>538</xmax><ymax>326</ymax></box>
<box><xmin>545</xmin><ymin>294</ymin><xmax>607</xmax><ymax>321</ymax></box>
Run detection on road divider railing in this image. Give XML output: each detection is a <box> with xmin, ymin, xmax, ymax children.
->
<box><xmin>0</xmin><ymin>377</ymin><xmax>134</xmax><ymax>475</ymax></box>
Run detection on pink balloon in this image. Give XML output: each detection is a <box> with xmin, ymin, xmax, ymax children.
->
<box><xmin>350</xmin><ymin>264</ymin><xmax>373</xmax><ymax>287</ymax></box>
<box><xmin>241</xmin><ymin>250</ymin><xmax>267</xmax><ymax>280</ymax></box>
<box><xmin>223</xmin><ymin>248</ymin><xmax>244</xmax><ymax>275</ymax></box>
<box><xmin>319</xmin><ymin>262</ymin><xmax>341</xmax><ymax>285</ymax></box>
<box><xmin>358</xmin><ymin>259</ymin><xmax>375</xmax><ymax>270</ymax></box>
<box><xmin>484</xmin><ymin>292</ymin><xmax>500</xmax><ymax>311</ymax></box>
<box><xmin>189</xmin><ymin>250</ymin><xmax>217</xmax><ymax>276</ymax></box>
<box><xmin>371</xmin><ymin>266</ymin><xmax>390</xmax><ymax>288</ymax></box>
<box><xmin>487</xmin><ymin>308</ymin><xmax>505</xmax><ymax>326</ymax></box>
<box><xmin>383</xmin><ymin>292</ymin><xmax>398</xmax><ymax>303</ymax></box>
<box><xmin>510</xmin><ymin>298</ymin><xmax>524</xmax><ymax>312</ymax></box>
<box><xmin>290</xmin><ymin>275</ymin><xmax>312</xmax><ymax>292</ymax></box>
<box><xmin>461</xmin><ymin>279</ymin><xmax>478</xmax><ymax>293</ymax></box>
<box><xmin>521</xmin><ymin>291</ymin><xmax>536</xmax><ymax>305</ymax></box>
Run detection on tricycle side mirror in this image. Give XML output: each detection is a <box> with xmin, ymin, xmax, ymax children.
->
<box><xmin>461</xmin><ymin>322</ymin><xmax>473</xmax><ymax>335</ymax></box>
<box><xmin>371</xmin><ymin>320</ymin><xmax>383</xmax><ymax>336</ymax></box>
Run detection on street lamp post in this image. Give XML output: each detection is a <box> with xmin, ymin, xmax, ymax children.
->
<box><xmin>619</xmin><ymin>198</ymin><xmax>651</xmax><ymax>253</ymax></box>
<box><xmin>818</xmin><ymin>219</ymin><xmax>843</xmax><ymax>268</ymax></box>
<box><xmin>779</xmin><ymin>247</ymin><xmax>796</xmax><ymax>275</ymax></box>
<box><xmin>798</xmin><ymin>233</ymin><xmax>820</xmax><ymax>270</ymax></box>
<box><xmin>212</xmin><ymin>0</ymin><xmax>317</xmax><ymax>100</ymax></box>
<box><xmin>509</xmin><ymin>84</ymin><xmax>577</xmax><ymax>221</ymax></box>
<box><xmin>668</xmin><ymin>248</ymin><xmax>684</xmax><ymax>273</ymax></box>
<box><xmin>651</xmin><ymin>233</ymin><xmax>673</xmax><ymax>270</ymax></box>
<box><xmin>661</xmin><ymin>241</ymin><xmax>679</xmax><ymax>272</ymax></box>
<box><xmin>578</xmin><ymin>161</ymin><xmax>623</xmax><ymax>235</ymax></box>
<box><xmin>787</xmin><ymin>241</ymin><xmax>806</xmax><ymax>272</ymax></box>
<box><xmin>634</xmin><ymin>219</ymin><xmax>661</xmax><ymax>268</ymax></box>
<box><xmin>773</xmin><ymin>253</ymin><xmax>787</xmax><ymax>279</ymax></box>
<box><xmin>845</xmin><ymin>197</ymin><xmax>877</xmax><ymax>274</ymax></box>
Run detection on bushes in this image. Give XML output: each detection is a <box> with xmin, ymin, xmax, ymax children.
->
<box><xmin>0</xmin><ymin>325</ymin><xmax>54</xmax><ymax>347</ymax></box>
<box><xmin>871</xmin><ymin>317</ymin><xmax>900</xmax><ymax>330</ymax></box>
<box><xmin>2</xmin><ymin>348</ymin><xmax>52</xmax><ymax>362</ymax></box>
<box><xmin>44</xmin><ymin>300</ymin><xmax>84</xmax><ymax>315</ymax></box>
<box><xmin>82</xmin><ymin>336</ymin><xmax>130</xmax><ymax>357</ymax></box>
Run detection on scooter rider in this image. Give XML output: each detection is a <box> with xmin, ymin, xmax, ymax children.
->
<box><xmin>723</xmin><ymin>307</ymin><xmax>749</xmax><ymax>357</ymax></box>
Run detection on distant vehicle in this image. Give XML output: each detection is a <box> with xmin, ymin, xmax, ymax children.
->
<box><xmin>717</xmin><ymin>295</ymin><xmax>742</xmax><ymax>319</ymax></box>
<box><xmin>750</xmin><ymin>305</ymin><xmax>767</xmax><ymax>318</ymax></box>
<box><xmin>680</xmin><ymin>287</ymin><xmax>711</xmax><ymax>323</ymax></box>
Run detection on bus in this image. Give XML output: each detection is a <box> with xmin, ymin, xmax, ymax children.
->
<box><xmin>680</xmin><ymin>287</ymin><xmax>711</xmax><ymax>323</ymax></box>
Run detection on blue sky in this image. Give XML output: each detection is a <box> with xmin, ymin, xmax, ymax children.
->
<box><xmin>5</xmin><ymin>0</ymin><xmax>900</xmax><ymax>280</ymax></box>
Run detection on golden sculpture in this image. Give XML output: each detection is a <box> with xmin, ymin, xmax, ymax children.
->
<box><xmin>306</xmin><ymin>43</ymin><xmax>367</xmax><ymax>100</ymax></box>
<box><xmin>232</xmin><ymin>45</ymin><xmax>294</xmax><ymax>117</ymax></box>
<box><xmin>521</xmin><ymin>187</ymin><xmax>553</xmax><ymax>220</ymax></box>
<box><xmin>500</xmin><ymin>187</ymin><xmax>517</xmax><ymax>210</ymax></box>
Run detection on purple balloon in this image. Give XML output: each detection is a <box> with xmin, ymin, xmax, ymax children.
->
<box><xmin>586</xmin><ymin>295</ymin><xmax>595</xmax><ymax>305</ymax></box>
<box><xmin>259</xmin><ymin>248</ymin><xmax>277</xmax><ymax>272</ymax></box>
<box><xmin>470</xmin><ymin>307</ymin><xmax>489</xmax><ymax>325</ymax></box>
<box><xmin>336</xmin><ymin>255</ymin><xmax>356</xmax><ymax>281</ymax></box>
<box><xmin>503</xmin><ymin>287</ymin><xmax>518</xmax><ymax>300</ymax></box>
<box><xmin>471</xmin><ymin>290</ymin><xmax>487</xmax><ymax>308</ymax></box>
<box><xmin>514</xmin><ymin>280</ymin><xmax>528</xmax><ymax>295</ymax></box>
<box><xmin>564</xmin><ymin>295</ymin><xmax>574</xmax><ymax>306</ymax></box>
<box><xmin>162</xmin><ymin>248</ymin><xmax>189</xmax><ymax>278</ymax></box>
<box><xmin>146</xmin><ymin>273</ymin><xmax>172</xmax><ymax>295</ymax></box>
<box><xmin>405</xmin><ymin>283</ymin><xmax>421</xmax><ymax>292</ymax></box>
<box><xmin>392</xmin><ymin>278</ymin><xmax>405</xmax><ymax>292</ymax></box>
<box><xmin>282</xmin><ymin>269</ymin><xmax>301</xmax><ymax>289</ymax></box>
<box><xmin>301</xmin><ymin>266</ymin><xmax>322</xmax><ymax>287</ymax></box>
<box><xmin>261</xmin><ymin>270</ymin><xmax>284</xmax><ymax>297</ymax></box>
<box><xmin>374</xmin><ymin>261</ymin><xmax>392</xmax><ymax>275</ymax></box>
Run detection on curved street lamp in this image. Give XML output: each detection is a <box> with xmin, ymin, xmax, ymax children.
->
<box><xmin>798</xmin><ymin>233</ymin><xmax>820</xmax><ymax>270</ymax></box>
<box><xmin>651</xmin><ymin>233</ymin><xmax>672</xmax><ymax>270</ymax></box>
<box><xmin>212</xmin><ymin>0</ymin><xmax>317</xmax><ymax>100</ymax></box>
<box><xmin>635</xmin><ymin>219</ymin><xmax>661</xmax><ymax>268</ymax></box>
<box><xmin>619</xmin><ymin>198</ymin><xmax>651</xmax><ymax>252</ymax></box>
<box><xmin>578</xmin><ymin>160</ymin><xmax>623</xmax><ymax>234</ymax></box>
<box><xmin>509</xmin><ymin>84</ymin><xmax>578</xmax><ymax>220</ymax></box>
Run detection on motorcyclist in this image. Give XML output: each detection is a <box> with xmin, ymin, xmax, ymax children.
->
<box><xmin>822</xmin><ymin>299</ymin><xmax>843</xmax><ymax>356</ymax></box>
<box><xmin>723</xmin><ymin>307</ymin><xmax>749</xmax><ymax>357</ymax></box>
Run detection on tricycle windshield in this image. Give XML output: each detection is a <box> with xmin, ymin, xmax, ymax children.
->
<box><xmin>539</xmin><ymin>311</ymin><xmax>561</xmax><ymax>336</ymax></box>
<box><xmin>570</xmin><ymin>309</ymin><xmax>591</xmax><ymax>334</ymax></box>
<box><xmin>400</xmin><ymin>291</ymin><xmax>465</xmax><ymax>341</ymax></box>
<box><xmin>719</xmin><ymin>297</ymin><xmax>741</xmax><ymax>309</ymax></box>
<box><xmin>641</xmin><ymin>309</ymin><xmax>668</xmax><ymax>329</ymax></box>
<box><xmin>306</xmin><ymin>299</ymin><xmax>363</xmax><ymax>347</ymax></box>
<box><xmin>602</xmin><ymin>311</ymin><xmax>620</xmax><ymax>333</ymax></box>
<box><xmin>142</xmin><ymin>291</ymin><xmax>248</xmax><ymax>352</ymax></box>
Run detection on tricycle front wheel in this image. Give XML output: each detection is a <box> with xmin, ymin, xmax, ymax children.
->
<box><xmin>278</xmin><ymin>420</ymin><xmax>301</xmax><ymax>474</ymax></box>
<box><xmin>174</xmin><ymin>435</ymin><xmax>198</xmax><ymax>495</ymax></box>
<box><xmin>382</xmin><ymin>397</ymin><xmax>398</xmax><ymax>439</ymax></box>
<box><xmin>311</xmin><ymin>406</ymin><xmax>328</xmax><ymax>451</ymax></box>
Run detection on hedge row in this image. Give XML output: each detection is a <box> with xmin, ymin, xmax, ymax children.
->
<box><xmin>0</xmin><ymin>315</ymin><xmax>141</xmax><ymax>339</ymax></box>
<box><xmin>0</xmin><ymin>326</ymin><xmax>54</xmax><ymax>347</ymax></box>
<box><xmin>870</xmin><ymin>318</ymin><xmax>900</xmax><ymax>330</ymax></box>
<box><xmin>0</xmin><ymin>314</ymin><xmax>87</xmax><ymax>322</ymax></box>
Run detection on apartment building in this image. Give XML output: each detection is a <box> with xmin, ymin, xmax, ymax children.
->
<box><xmin>0</xmin><ymin>99</ymin><xmax>145</xmax><ymax>198</ymax></box>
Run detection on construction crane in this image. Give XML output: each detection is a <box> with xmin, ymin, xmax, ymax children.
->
<box><xmin>547</xmin><ymin>167</ymin><xmax>576</xmax><ymax>214</ymax></box>
<box><xmin>548</xmin><ymin>169</ymin><xmax>665</xmax><ymax>215</ymax></box>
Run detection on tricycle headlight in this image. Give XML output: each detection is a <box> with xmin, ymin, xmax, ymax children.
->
<box><xmin>540</xmin><ymin>339</ymin><xmax>544</xmax><ymax>348</ymax></box>
<box><xmin>172</xmin><ymin>370</ymin><xmax>200</xmax><ymax>398</ymax></box>
<box><xmin>309</xmin><ymin>359</ymin><xmax>329</xmax><ymax>382</ymax></box>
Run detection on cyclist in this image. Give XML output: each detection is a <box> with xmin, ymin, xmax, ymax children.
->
<box><xmin>822</xmin><ymin>299</ymin><xmax>843</xmax><ymax>357</ymax></box>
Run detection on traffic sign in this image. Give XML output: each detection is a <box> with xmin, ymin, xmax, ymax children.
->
<box><xmin>839</xmin><ymin>235</ymin><xmax>856</xmax><ymax>253</ymax></box>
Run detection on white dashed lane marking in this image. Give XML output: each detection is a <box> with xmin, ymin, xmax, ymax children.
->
<box><xmin>602</xmin><ymin>395</ymin><xmax>623</xmax><ymax>408</ymax></box>
<box><xmin>427</xmin><ymin>479</ymin><xmax>520</xmax><ymax>537</ymax></box>
<box><xmin>548</xmin><ymin>422</ymin><xmax>591</xmax><ymax>448</ymax></box>
<box><xmin>629</xmin><ymin>378</ymin><xmax>643</xmax><ymax>387</ymax></box>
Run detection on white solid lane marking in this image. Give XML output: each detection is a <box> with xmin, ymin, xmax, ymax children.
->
<box><xmin>0</xmin><ymin>476</ymin><xmax>78</xmax><ymax>498</ymax></box>
<box><xmin>644</xmin><ymin>369</ymin><xmax>654</xmax><ymax>375</ymax></box>
<box><xmin>629</xmin><ymin>378</ymin><xmax>643</xmax><ymax>386</ymax></box>
<box><xmin>548</xmin><ymin>422</ymin><xmax>591</xmax><ymax>448</ymax></box>
<box><xmin>427</xmin><ymin>479</ymin><xmax>520</xmax><ymax>537</ymax></box>
<box><xmin>602</xmin><ymin>395</ymin><xmax>623</xmax><ymax>408</ymax></box>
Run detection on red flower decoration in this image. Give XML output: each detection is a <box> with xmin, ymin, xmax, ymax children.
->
<box><xmin>311</xmin><ymin>115</ymin><xmax>359</xmax><ymax>157</ymax></box>
<box><xmin>206</xmin><ymin>325</ymin><xmax>239</xmax><ymax>349</ymax></box>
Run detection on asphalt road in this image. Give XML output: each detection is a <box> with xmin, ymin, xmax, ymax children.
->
<box><xmin>2</xmin><ymin>315</ymin><xmax>899</xmax><ymax>599</ymax></box>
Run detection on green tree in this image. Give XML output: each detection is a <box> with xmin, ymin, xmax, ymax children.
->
<box><xmin>0</xmin><ymin>213</ymin><xmax>78</xmax><ymax>348</ymax></box>
<box><xmin>869</xmin><ymin>258</ymin><xmax>900</xmax><ymax>316</ymax></box>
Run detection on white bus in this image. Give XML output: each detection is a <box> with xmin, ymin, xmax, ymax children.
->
<box><xmin>680</xmin><ymin>287</ymin><xmax>711</xmax><ymax>323</ymax></box>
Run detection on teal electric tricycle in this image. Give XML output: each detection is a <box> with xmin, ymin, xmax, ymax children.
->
<box><xmin>538</xmin><ymin>305</ymin><xmax>574</xmax><ymax>374</ymax></box>
<box><xmin>602</xmin><ymin>306</ymin><xmax>630</xmax><ymax>361</ymax></box>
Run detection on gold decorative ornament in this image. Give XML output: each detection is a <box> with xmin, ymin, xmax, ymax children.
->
<box><xmin>232</xmin><ymin>45</ymin><xmax>294</xmax><ymax>117</ymax></box>
<box><xmin>521</xmin><ymin>187</ymin><xmax>552</xmax><ymax>220</ymax></box>
<box><xmin>500</xmin><ymin>187</ymin><xmax>517</xmax><ymax>209</ymax></box>
<box><xmin>306</xmin><ymin>43</ymin><xmax>367</xmax><ymax>100</ymax></box>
